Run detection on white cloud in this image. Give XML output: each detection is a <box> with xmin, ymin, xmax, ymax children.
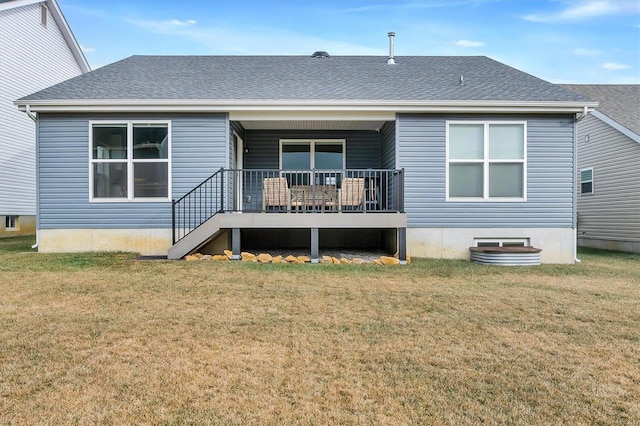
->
<box><xmin>602</xmin><ymin>62</ymin><xmax>631</xmax><ymax>70</ymax></box>
<box><xmin>455</xmin><ymin>39</ymin><xmax>485</xmax><ymax>47</ymax></box>
<box><xmin>524</xmin><ymin>0</ymin><xmax>640</xmax><ymax>22</ymax></box>
<box><xmin>80</xmin><ymin>45</ymin><xmax>96</xmax><ymax>53</ymax></box>
<box><xmin>164</xmin><ymin>19</ymin><xmax>197</xmax><ymax>26</ymax></box>
<box><xmin>572</xmin><ymin>47</ymin><xmax>601</xmax><ymax>56</ymax></box>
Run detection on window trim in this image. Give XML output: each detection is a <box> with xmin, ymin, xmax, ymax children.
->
<box><xmin>580</xmin><ymin>167</ymin><xmax>594</xmax><ymax>195</ymax></box>
<box><xmin>446</xmin><ymin>120</ymin><xmax>527</xmax><ymax>202</ymax></box>
<box><xmin>89</xmin><ymin>120</ymin><xmax>172</xmax><ymax>203</ymax></box>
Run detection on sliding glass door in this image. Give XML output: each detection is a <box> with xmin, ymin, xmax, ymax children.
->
<box><xmin>280</xmin><ymin>139</ymin><xmax>345</xmax><ymax>185</ymax></box>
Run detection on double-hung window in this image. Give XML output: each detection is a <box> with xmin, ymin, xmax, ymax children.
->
<box><xmin>580</xmin><ymin>168</ymin><xmax>594</xmax><ymax>195</ymax></box>
<box><xmin>447</xmin><ymin>121</ymin><xmax>526</xmax><ymax>201</ymax></box>
<box><xmin>90</xmin><ymin>121</ymin><xmax>171</xmax><ymax>201</ymax></box>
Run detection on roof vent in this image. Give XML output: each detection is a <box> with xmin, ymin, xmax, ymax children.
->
<box><xmin>387</xmin><ymin>32</ymin><xmax>396</xmax><ymax>65</ymax></box>
<box><xmin>311</xmin><ymin>51</ymin><xmax>330</xmax><ymax>58</ymax></box>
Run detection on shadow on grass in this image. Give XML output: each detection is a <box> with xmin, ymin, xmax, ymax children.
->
<box><xmin>1</xmin><ymin>235</ymin><xmax>637</xmax><ymax>281</ymax></box>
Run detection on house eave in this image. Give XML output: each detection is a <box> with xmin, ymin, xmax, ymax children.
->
<box><xmin>1</xmin><ymin>0</ymin><xmax>91</xmax><ymax>73</ymax></box>
<box><xmin>16</xmin><ymin>99</ymin><xmax>598</xmax><ymax>114</ymax></box>
<box><xmin>591</xmin><ymin>110</ymin><xmax>640</xmax><ymax>144</ymax></box>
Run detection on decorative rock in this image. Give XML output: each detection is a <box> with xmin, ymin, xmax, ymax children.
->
<box><xmin>340</xmin><ymin>258</ymin><xmax>351</xmax><ymax>264</ymax></box>
<box><xmin>241</xmin><ymin>252</ymin><xmax>258</xmax><ymax>262</ymax></box>
<box><xmin>380</xmin><ymin>256</ymin><xmax>400</xmax><ymax>265</ymax></box>
<box><xmin>297</xmin><ymin>255</ymin><xmax>311</xmax><ymax>263</ymax></box>
<box><xmin>224</xmin><ymin>249</ymin><xmax>233</xmax><ymax>259</ymax></box>
<box><xmin>201</xmin><ymin>254</ymin><xmax>212</xmax><ymax>260</ymax></box>
<box><xmin>185</xmin><ymin>254</ymin><xmax>200</xmax><ymax>262</ymax></box>
<box><xmin>272</xmin><ymin>255</ymin><xmax>283</xmax><ymax>263</ymax></box>
<box><xmin>193</xmin><ymin>253</ymin><xmax>204</xmax><ymax>259</ymax></box>
<box><xmin>285</xmin><ymin>255</ymin><xmax>298</xmax><ymax>263</ymax></box>
<box><xmin>321</xmin><ymin>256</ymin><xmax>333</xmax><ymax>264</ymax></box>
<box><xmin>352</xmin><ymin>258</ymin><xmax>364</xmax><ymax>265</ymax></box>
<box><xmin>212</xmin><ymin>255</ymin><xmax>224</xmax><ymax>261</ymax></box>
<box><xmin>331</xmin><ymin>257</ymin><xmax>341</xmax><ymax>264</ymax></box>
<box><xmin>257</xmin><ymin>253</ymin><xmax>273</xmax><ymax>263</ymax></box>
<box><xmin>372</xmin><ymin>259</ymin><xmax>383</xmax><ymax>265</ymax></box>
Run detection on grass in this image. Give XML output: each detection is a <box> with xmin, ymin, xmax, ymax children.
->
<box><xmin>1</xmin><ymin>236</ymin><xmax>639</xmax><ymax>424</ymax></box>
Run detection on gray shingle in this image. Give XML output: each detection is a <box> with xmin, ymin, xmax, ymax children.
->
<box><xmin>21</xmin><ymin>55</ymin><xmax>589</xmax><ymax>103</ymax></box>
<box><xmin>561</xmin><ymin>84</ymin><xmax>640</xmax><ymax>136</ymax></box>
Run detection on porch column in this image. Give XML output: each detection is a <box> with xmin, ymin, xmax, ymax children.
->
<box><xmin>398</xmin><ymin>227</ymin><xmax>407</xmax><ymax>265</ymax></box>
<box><xmin>231</xmin><ymin>228</ymin><xmax>241</xmax><ymax>260</ymax></box>
<box><xmin>310</xmin><ymin>227</ymin><xmax>319</xmax><ymax>264</ymax></box>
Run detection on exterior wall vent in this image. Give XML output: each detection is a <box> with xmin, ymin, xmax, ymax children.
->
<box><xmin>311</xmin><ymin>51</ymin><xmax>330</xmax><ymax>58</ymax></box>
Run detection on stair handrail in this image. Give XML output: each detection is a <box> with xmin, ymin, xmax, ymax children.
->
<box><xmin>172</xmin><ymin>167</ymin><xmax>225</xmax><ymax>244</ymax></box>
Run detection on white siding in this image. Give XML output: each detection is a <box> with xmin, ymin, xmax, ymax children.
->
<box><xmin>577</xmin><ymin>114</ymin><xmax>640</xmax><ymax>245</ymax></box>
<box><xmin>0</xmin><ymin>2</ymin><xmax>84</xmax><ymax>216</ymax></box>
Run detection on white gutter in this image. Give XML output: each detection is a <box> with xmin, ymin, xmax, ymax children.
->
<box><xmin>16</xmin><ymin>99</ymin><xmax>599</xmax><ymax>114</ymax></box>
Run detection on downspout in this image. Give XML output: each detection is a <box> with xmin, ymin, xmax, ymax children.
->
<box><xmin>26</xmin><ymin>105</ymin><xmax>39</xmax><ymax>248</ymax></box>
<box><xmin>576</xmin><ymin>105</ymin><xmax>588</xmax><ymax>122</ymax></box>
<box><xmin>573</xmin><ymin>109</ymin><xmax>583</xmax><ymax>263</ymax></box>
<box><xmin>26</xmin><ymin>104</ymin><xmax>37</xmax><ymax>122</ymax></box>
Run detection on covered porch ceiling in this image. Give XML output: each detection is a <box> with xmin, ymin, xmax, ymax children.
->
<box><xmin>231</xmin><ymin>110</ymin><xmax>395</xmax><ymax>132</ymax></box>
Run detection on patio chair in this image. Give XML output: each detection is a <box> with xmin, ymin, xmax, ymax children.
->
<box><xmin>338</xmin><ymin>177</ymin><xmax>365</xmax><ymax>211</ymax></box>
<box><xmin>262</xmin><ymin>177</ymin><xmax>291</xmax><ymax>211</ymax></box>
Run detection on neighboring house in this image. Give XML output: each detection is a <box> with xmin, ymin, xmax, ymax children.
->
<box><xmin>0</xmin><ymin>0</ymin><xmax>89</xmax><ymax>237</ymax></box>
<box><xmin>561</xmin><ymin>84</ymin><xmax>640</xmax><ymax>253</ymax></box>
<box><xmin>16</xmin><ymin>47</ymin><xmax>596</xmax><ymax>263</ymax></box>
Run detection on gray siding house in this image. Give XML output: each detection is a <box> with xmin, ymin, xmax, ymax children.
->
<box><xmin>17</xmin><ymin>51</ymin><xmax>596</xmax><ymax>263</ymax></box>
<box><xmin>0</xmin><ymin>0</ymin><xmax>89</xmax><ymax>237</ymax></box>
<box><xmin>561</xmin><ymin>85</ymin><xmax>640</xmax><ymax>253</ymax></box>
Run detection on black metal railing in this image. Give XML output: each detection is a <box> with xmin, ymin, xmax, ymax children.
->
<box><xmin>225</xmin><ymin>169</ymin><xmax>404</xmax><ymax>213</ymax></box>
<box><xmin>172</xmin><ymin>168</ymin><xmax>404</xmax><ymax>245</ymax></box>
<box><xmin>172</xmin><ymin>167</ymin><xmax>225</xmax><ymax>244</ymax></box>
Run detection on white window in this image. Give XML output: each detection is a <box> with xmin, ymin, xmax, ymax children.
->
<box><xmin>580</xmin><ymin>168</ymin><xmax>594</xmax><ymax>195</ymax></box>
<box><xmin>5</xmin><ymin>216</ymin><xmax>17</xmax><ymax>230</ymax></box>
<box><xmin>40</xmin><ymin>4</ymin><xmax>47</xmax><ymax>27</ymax></box>
<box><xmin>475</xmin><ymin>238</ymin><xmax>529</xmax><ymax>247</ymax></box>
<box><xmin>447</xmin><ymin>121</ymin><xmax>526</xmax><ymax>201</ymax></box>
<box><xmin>90</xmin><ymin>121</ymin><xmax>171</xmax><ymax>201</ymax></box>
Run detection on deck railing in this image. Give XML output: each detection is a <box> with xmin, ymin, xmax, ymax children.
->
<box><xmin>173</xmin><ymin>168</ymin><xmax>404</xmax><ymax>244</ymax></box>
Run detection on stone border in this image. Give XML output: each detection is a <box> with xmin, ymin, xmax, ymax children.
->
<box><xmin>184</xmin><ymin>250</ymin><xmax>408</xmax><ymax>265</ymax></box>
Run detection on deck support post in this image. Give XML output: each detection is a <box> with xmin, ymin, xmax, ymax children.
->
<box><xmin>398</xmin><ymin>227</ymin><xmax>407</xmax><ymax>265</ymax></box>
<box><xmin>310</xmin><ymin>228</ymin><xmax>319</xmax><ymax>264</ymax></box>
<box><xmin>231</xmin><ymin>228</ymin><xmax>241</xmax><ymax>260</ymax></box>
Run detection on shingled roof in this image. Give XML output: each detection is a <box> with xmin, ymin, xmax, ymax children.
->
<box><xmin>21</xmin><ymin>55</ymin><xmax>588</xmax><ymax>103</ymax></box>
<box><xmin>561</xmin><ymin>84</ymin><xmax>640</xmax><ymax>136</ymax></box>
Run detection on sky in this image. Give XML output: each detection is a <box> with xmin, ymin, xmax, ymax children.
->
<box><xmin>59</xmin><ymin>0</ymin><xmax>640</xmax><ymax>84</ymax></box>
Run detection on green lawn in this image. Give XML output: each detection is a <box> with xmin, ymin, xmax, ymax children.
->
<box><xmin>1</xmin><ymin>236</ymin><xmax>638</xmax><ymax>424</ymax></box>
